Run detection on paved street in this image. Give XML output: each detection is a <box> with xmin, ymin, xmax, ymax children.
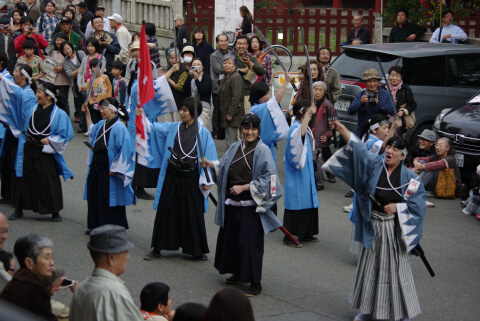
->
<box><xmin>1</xmin><ymin>100</ymin><xmax>479</xmax><ymax>321</ymax></box>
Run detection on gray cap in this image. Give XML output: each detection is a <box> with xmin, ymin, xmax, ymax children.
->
<box><xmin>87</xmin><ymin>225</ymin><xmax>134</xmax><ymax>254</ymax></box>
<box><xmin>0</xmin><ymin>15</ymin><xmax>9</xmax><ymax>25</ymax></box>
<box><xmin>417</xmin><ymin>129</ymin><xmax>435</xmax><ymax>142</ymax></box>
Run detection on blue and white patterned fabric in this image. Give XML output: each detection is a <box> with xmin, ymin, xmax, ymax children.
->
<box><xmin>322</xmin><ymin>134</ymin><xmax>426</xmax><ymax>252</ymax></box>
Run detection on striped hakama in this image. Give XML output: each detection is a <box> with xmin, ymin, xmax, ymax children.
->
<box><xmin>349</xmin><ymin>210</ymin><xmax>421</xmax><ymax>320</ymax></box>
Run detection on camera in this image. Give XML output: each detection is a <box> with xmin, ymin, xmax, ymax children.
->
<box><xmin>327</xmin><ymin>116</ymin><xmax>338</xmax><ymax>122</ymax></box>
<box><xmin>363</xmin><ymin>90</ymin><xmax>378</xmax><ymax>103</ymax></box>
<box><xmin>99</xmin><ymin>36</ymin><xmax>105</xmax><ymax>42</ymax></box>
<box><xmin>29</xmin><ymin>26</ymin><xmax>34</xmax><ymax>31</ymax></box>
<box><xmin>1</xmin><ymin>25</ymin><xmax>8</xmax><ymax>30</ymax></box>
<box><xmin>192</xmin><ymin>66</ymin><xmax>200</xmax><ymax>72</ymax></box>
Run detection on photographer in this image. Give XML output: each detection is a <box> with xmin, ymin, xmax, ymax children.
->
<box><xmin>190</xmin><ymin>57</ymin><xmax>212</xmax><ymax>131</ymax></box>
<box><xmin>90</xmin><ymin>15</ymin><xmax>120</xmax><ymax>78</ymax></box>
<box><xmin>14</xmin><ymin>16</ymin><xmax>48</xmax><ymax>60</ymax></box>
<box><xmin>348</xmin><ymin>69</ymin><xmax>395</xmax><ymax>137</ymax></box>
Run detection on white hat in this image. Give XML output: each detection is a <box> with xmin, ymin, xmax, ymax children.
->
<box><xmin>130</xmin><ymin>41</ymin><xmax>140</xmax><ymax>50</ymax></box>
<box><xmin>477</xmin><ymin>164</ymin><xmax>480</xmax><ymax>174</ymax></box>
<box><xmin>107</xmin><ymin>13</ymin><xmax>123</xmax><ymax>22</ymax></box>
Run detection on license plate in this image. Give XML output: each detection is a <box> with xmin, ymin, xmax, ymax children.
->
<box><xmin>455</xmin><ymin>153</ymin><xmax>464</xmax><ymax>167</ymax></box>
<box><xmin>335</xmin><ymin>98</ymin><xmax>350</xmax><ymax>111</ymax></box>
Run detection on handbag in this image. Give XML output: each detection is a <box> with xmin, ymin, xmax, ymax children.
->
<box><xmin>399</xmin><ymin>103</ymin><xmax>416</xmax><ymax>130</ymax></box>
<box><xmin>434</xmin><ymin>168</ymin><xmax>456</xmax><ymax>199</ymax></box>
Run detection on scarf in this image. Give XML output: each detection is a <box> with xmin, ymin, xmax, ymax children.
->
<box><xmin>388</xmin><ymin>80</ymin><xmax>403</xmax><ymax>106</ymax></box>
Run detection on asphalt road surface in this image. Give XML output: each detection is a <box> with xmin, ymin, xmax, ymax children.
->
<box><xmin>1</xmin><ymin>97</ymin><xmax>479</xmax><ymax>321</ymax></box>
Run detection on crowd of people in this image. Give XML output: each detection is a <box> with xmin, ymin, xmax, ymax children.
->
<box><xmin>0</xmin><ymin>2</ymin><xmax>477</xmax><ymax>321</ymax></box>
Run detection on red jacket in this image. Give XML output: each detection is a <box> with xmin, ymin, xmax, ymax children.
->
<box><xmin>14</xmin><ymin>33</ymin><xmax>48</xmax><ymax>60</ymax></box>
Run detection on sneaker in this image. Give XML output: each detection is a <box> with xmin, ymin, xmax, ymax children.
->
<box><xmin>328</xmin><ymin>177</ymin><xmax>336</xmax><ymax>183</ymax></box>
<box><xmin>136</xmin><ymin>188</ymin><xmax>154</xmax><ymax>200</ymax></box>
<box><xmin>84</xmin><ymin>132</ymin><xmax>88</xmax><ymax>137</ymax></box>
<box><xmin>460</xmin><ymin>200</ymin><xmax>468</xmax><ymax>207</ymax></box>
<box><xmin>345</xmin><ymin>190</ymin><xmax>354</xmax><ymax>198</ymax></box>
<box><xmin>51</xmin><ymin>213</ymin><xmax>62</xmax><ymax>222</ymax></box>
<box><xmin>282</xmin><ymin>237</ymin><xmax>302</xmax><ymax>248</ymax></box>
<box><xmin>316</xmin><ymin>185</ymin><xmax>324</xmax><ymax>191</ymax></box>
<box><xmin>425</xmin><ymin>191</ymin><xmax>434</xmax><ymax>197</ymax></box>
<box><xmin>298</xmin><ymin>236</ymin><xmax>319</xmax><ymax>242</ymax></box>
<box><xmin>462</xmin><ymin>208</ymin><xmax>471</xmax><ymax>215</ymax></box>
<box><xmin>143</xmin><ymin>249</ymin><xmax>161</xmax><ymax>261</ymax></box>
<box><xmin>426</xmin><ymin>201</ymin><xmax>435</xmax><ymax>208</ymax></box>
<box><xmin>225</xmin><ymin>274</ymin><xmax>239</xmax><ymax>285</ymax></box>
<box><xmin>343</xmin><ymin>204</ymin><xmax>353</xmax><ymax>212</ymax></box>
<box><xmin>244</xmin><ymin>283</ymin><xmax>262</xmax><ymax>297</ymax></box>
<box><xmin>8</xmin><ymin>210</ymin><xmax>23</xmax><ymax>220</ymax></box>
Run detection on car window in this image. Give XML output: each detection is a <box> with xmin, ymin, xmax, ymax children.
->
<box><xmin>447</xmin><ymin>54</ymin><xmax>480</xmax><ymax>88</ymax></box>
<box><xmin>331</xmin><ymin>51</ymin><xmax>401</xmax><ymax>80</ymax></box>
<box><xmin>402</xmin><ymin>56</ymin><xmax>446</xmax><ymax>87</ymax></box>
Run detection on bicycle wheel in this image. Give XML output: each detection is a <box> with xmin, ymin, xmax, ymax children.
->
<box><xmin>267</xmin><ymin>45</ymin><xmax>292</xmax><ymax>74</ymax></box>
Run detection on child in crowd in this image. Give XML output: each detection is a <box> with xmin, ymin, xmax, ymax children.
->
<box><xmin>15</xmin><ymin>40</ymin><xmax>46</xmax><ymax>81</ymax></box>
<box><xmin>86</xmin><ymin>58</ymin><xmax>112</xmax><ymax>123</ymax></box>
<box><xmin>111</xmin><ymin>60</ymin><xmax>126</xmax><ymax>108</ymax></box>
<box><xmin>140</xmin><ymin>282</ymin><xmax>175</xmax><ymax>321</ymax></box>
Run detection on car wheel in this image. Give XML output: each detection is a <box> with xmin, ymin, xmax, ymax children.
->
<box><xmin>409</xmin><ymin>122</ymin><xmax>434</xmax><ymax>146</ymax></box>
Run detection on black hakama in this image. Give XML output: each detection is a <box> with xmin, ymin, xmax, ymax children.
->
<box><xmin>151</xmin><ymin>163</ymin><xmax>209</xmax><ymax>256</ymax></box>
<box><xmin>86</xmin><ymin>116</ymin><xmax>128</xmax><ymax>230</ymax></box>
<box><xmin>132</xmin><ymin>162</ymin><xmax>160</xmax><ymax>188</ymax></box>
<box><xmin>214</xmin><ymin>196</ymin><xmax>265</xmax><ymax>284</ymax></box>
<box><xmin>283</xmin><ymin>208</ymin><xmax>319</xmax><ymax>238</ymax></box>
<box><xmin>1</xmin><ymin>129</ymin><xmax>18</xmax><ymax>202</ymax></box>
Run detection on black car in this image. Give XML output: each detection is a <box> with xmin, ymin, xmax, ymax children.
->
<box><xmin>433</xmin><ymin>92</ymin><xmax>480</xmax><ymax>180</ymax></box>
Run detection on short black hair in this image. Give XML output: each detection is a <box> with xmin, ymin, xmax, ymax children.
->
<box><xmin>111</xmin><ymin>60</ymin><xmax>125</xmax><ymax>71</ymax></box>
<box><xmin>240</xmin><ymin>113</ymin><xmax>261</xmax><ymax>132</ymax></box>
<box><xmin>53</xmin><ymin>33</ymin><xmax>69</xmax><ymax>50</ymax></box>
<box><xmin>216</xmin><ymin>33</ymin><xmax>228</xmax><ymax>43</ymax></box>
<box><xmin>292</xmin><ymin>99</ymin><xmax>311</xmax><ymax>120</ymax></box>
<box><xmin>91</xmin><ymin>15</ymin><xmax>103</xmax><ymax>25</ymax></box>
<box><xmin>0</xmin><ymin>52</ymin><xmax>8</xmax><ymax>70</ymax></box>
<box><xmin>386</xmin><ymin>136</ymin><xmax>408</xmax><ymax>153</ymax></box>
<box><xmin>179</xmin><ymin>97</ymin><xmax>203</xmax><ymax>118</ymax></box>
<box><xmin>60</xmin><ymin>41</ymin><xmax>75</xmax><ymax>57</ymax></box>
<box><xmin>397</xmin><ymin>8</ymin><xmax>409</xmax><ymax>18</ymax></box>
<box><xmin>89</xmin><ymin>58</ymin><xmax>99</xmax><ymax>69</ymax></box>
<box><xmin>20</xmin><ymin>16</ymin><xmax>34</xmax><ymax>25</ymax></box>
<box><xmin>248</xmin><ymin>35</ymin><xmax>263</xmax><ymax>52</ymax></box>
<box><xmin>172</xmin><ymin>303</ymin><xmax>206</xmax><ymax>321</ymax></box>
<box><xmin>388</xmin><ymin>65</ymin><xmax>403</xmax><ymax>77</ymax></box>
<box><xmin>44</xmin><ymin>1</ymin><xmax>56</xmax><ymax>8</ymax></box>
<box><xmin>140</xmin><ymin>282</ymin><xmax>170</xmax><ymax>312</ymax></box>
<box><xmin>249</xmin><ymin>81</ymin><xmax>269</xmax><ymax>105</ymax></box>
<box><xmin>86</xmin><ymin>36</ymin><xmax>101</xmax><ymax>53</ymax></box>
<box><xmin>191</xmin><ymin>27</ymin><xmax>206</xmax><ymax>44</ymax></box>
<box><xmin>316</xmin><ymin>47</ymin><xmax>332</xmax><ymax>63</ymax></box>
<box><xmin>235</xmin><ymin>34</ymin><xmax>249</xmax><ymax>45</ymax></box>
<box><xmin>0</xmin><ymin>250</ymin><xmax>13</xmax><ymax>272</ymax></box>
<box><xmin>78</xmin><ymin>2</ymin><xmax>88</xmax><ymax>9</ymax></box>
<box><xmin>442</xmin><ymin>10</ymin><xmax>454</xmax><ymax>18</ymax></box>
<box><xmin>22</xmin><ymin>40</ymin><xmax>36</xmax><ymax>50</ymax></box>
<box><xmin>145</xmin><ymin>23</ymin><xmax>156</xmax><ymax>37</ymax></box>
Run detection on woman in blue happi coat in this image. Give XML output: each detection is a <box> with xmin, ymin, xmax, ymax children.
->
<box><xmin>283</xmin><ymin>99</ymin><xmax>320</xmax><ymax>247</ymax></box>
<box><xmin>82</xmin><ymin>97</ymin><xmax>135</xmax><ymax>234</ymax></box>
<box><xmin>0</xmin><ymin>64</ymin><xmax>37</xmax><ymax>204</ymax></box>
<box><xmin>202</xmin><ymin>113</ymin><xmax>283</xmax><ymax>297</ymax></box>
<box><xmin>140</xmin><ymin>97</ymin><xmax>218</xmax><ymax>261</ymax></box>
<box><xmin>0</xmin><ymin>76</ymin><xmax>74</xmax><ymax>222</ymax></box>
<box><xmin>323</xmin><ymin>120</ymin><xmax>426</xmax><ymax>321</ymax></box>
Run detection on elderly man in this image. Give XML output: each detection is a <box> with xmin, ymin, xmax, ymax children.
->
<box><xmin>348</xmin><ymin>69</ymin><xmax>395</xmax><ymax>137</ymax></box>
<box><xmin>0</xmin><ymin>213</ymin><xmax>10</xmax><ymax>291</ymax></box>
<box><xmin>84</xmin><ymin>5</ymin><xmax>111</xmax><ymax>39</ymax></box>
<box><xmin>429</xmin><ymin>10</ymin><xmax>467</xmax><ymax>44</ymax></box>
<box><xmin>388</xmin><ymin>9</ymin><xmax>426</xmax><ymax>43</ymax></box>
<box><xmin>347</xmin><ymin>14</ymin><xmax>371</xmax><ymax>44</ymax></box>
<box><xmin>406</xmin><ymin>129</ymin><xmax>436</xmax><ymax>167</ymax></box>
<box><xmin>55</xmin><ymin>17</ymin><xmax>84</xmax><ymax>51</ymax></box>
<box><xmin>70</xmin><ymin>225</ymin><xmax>142</xmax><ymax>321</ymax></box>
<box><xmin>210</xmin><ymin>33</ymin><xmax>229</xmax><ymax>139</ymax></box>
<box><xmin>234</xmin><ymin>34</ymin><xmax>265</xmax><ymax>112</ymax></box>
<box><xmin>316</xmin><ymin>47</ymin><xmax>341</xmax><ymax>104</ymax></box>
<box><xmin>107</xmin><ymin>13</ymin><xmax>131</xmax><ymax>64</ymax></box>
<box><xmin>1</xmin><ymin>234</ymin><xmax>59</xmax><ymax>320</ymax></box>
<box><xmin>174</xmin><ymin>14</ymin><xmax>189</xmax><ymax>52</ymax></box>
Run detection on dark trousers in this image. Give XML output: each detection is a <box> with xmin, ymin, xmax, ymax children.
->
<box><xmin>211</xmin><ymin>93</ymin><xmax>225</xmax><ymax>138</ymax></box>
<box><xmin>56</xmin><ymin>85</ymin><xmax>70</xmax><ymax>116</ymax></box>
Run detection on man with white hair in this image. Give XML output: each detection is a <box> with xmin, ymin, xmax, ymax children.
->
<box><xmin>108</xmin><ymin>13</ymin><xmax>131</xmax><ymax>64</ymax></box>
<box><xmin>347</xmin><ymin>14</ymin><xmax>371</xmax><ymax>44</ymax></box>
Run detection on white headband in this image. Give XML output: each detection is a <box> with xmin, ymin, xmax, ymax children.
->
<box><xmin>105</xmin><ymin>103</ymin><xmax>125</xmax><ymax>116</ymax></box>
<box><xmin>20</xmin><ymin>68</ymin><xmax>31</xmax><ymax>83</ymax></box>
<box><xmin>44</xmin><ymin>89</ymin><xmax>56</xmax><ymax>101</ymax></box>
<box><xmin>370</xmin><ymin>119</ymin><xmax>389</xmax><ymax>131</ymax></box>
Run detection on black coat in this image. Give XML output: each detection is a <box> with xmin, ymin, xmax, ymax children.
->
<box><xmin>347</xmin><ymin>25</ymin><xmax>371</xmax><ymax>44</ymax></box>
<box><xmin>0</xmin><ymin>33</ymin><xmax>16</xmax><ymax>74</ymax></box>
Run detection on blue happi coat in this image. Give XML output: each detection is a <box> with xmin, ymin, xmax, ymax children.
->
<box><xmin>323</xmin><ymin>134</ymin><xmax>426</xmax><ymax>252</ymax></box>
<box><xmin>212</xmin><ymin>139</ymin><xmax>283</xmax><ymax>234</ymax></box>
<box><xmin>144</xmin><ymin>121</ymin><xmax>218</xmax><ymax>212</ymax></box>
<box><xmin>0</xmin><ymin>70</ymin><xmax>15</xmax><ymax>140</ymax></box>
<box><xmin>284</xmin><ymin>120</ymin><xmax>319</xmax><ymax>210</ymax></box>
<box><xmin>0</xmin><ymin>76</ymin><xmax>74</xmax><ymax>180</ymax></box>
<box><xmin>249</xmin><ymin>97</ymin><xmax>289</xmax><ymax>165</ymax></box>
<box><xmin>83</xmin><ymin>119</ymin><xmax>136</xmax><ymax>206</ymax></box>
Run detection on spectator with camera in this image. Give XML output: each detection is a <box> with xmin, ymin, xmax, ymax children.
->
<box><xmin>190</xmin><ymin>57</ymin><xmax>212</xmax><ymax>130</ymax></box>
<box><xmin>90</xmin><ymin>15</ymin><xmax>120</xmax><ymax>78</ymax></box>
<box><xmin>0</xmin><ymin>15</ymin><xmax>16</xmax><ymax>74</ymax></box>
<box><xmin>348</xmin><ymin>69</ymin><xmax>395</xmax><ymax>137</ymax></box>
<box><xmin>14</xmin><ymin>16</ymin><xmax>48</xmax><ymax>60</ymax></box>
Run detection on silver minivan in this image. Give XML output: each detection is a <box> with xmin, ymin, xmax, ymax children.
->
<box><xmin>330</xmin><ymin>43</ymin><xmax>480</xmax><ymax>144</ymax></box>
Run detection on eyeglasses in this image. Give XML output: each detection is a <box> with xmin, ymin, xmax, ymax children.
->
<box><xmin>435</xmin><ymin>144</ymin><xmax>447</xmax><ymax>147</ymax></box>
<box><xmin>0</xmin><ymin>228</ymin><xmax>10</xmax><ymax>235</ymax></box>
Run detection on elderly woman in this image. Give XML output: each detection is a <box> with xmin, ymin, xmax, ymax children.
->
<box><xmin>165</xmin><ymin>47</ymin><xmax>191</xmax><ymax>121</ymax></box>
<box><xmin>310</xmin><ymin>81</ymin><xmax>338</xmax><ymax>189</ymax></box>
<box><xmin>1</xmin><ymin>234</ymin><xmax>76</xmax><ymax>320</ymax></box>
<box><xmin>0</xmin><ymin>76</ymin><xmax>74</xmax><ymax>222</ymax></box>
<box><xmin>140</xmin><ymin>98</ymin><xmax>217</xmax><ymax>262</ymax></box>
<box><xmin>82</xmin><ymin>97</ymin><xmax>135</xmax><ymax>234</ymax></box>
<box><xmin>202</xmin><ymin>113</ymin><xmax>283</xmax><ymax>296</ymax></box>
<box><xmin>283</xmin><ymin>99</ymin><xmax>319</xmax><ymax>247</ymax></box>
<box><xmin>323</xmin><ymin>119</ymin><xmax>426</xmax><ymax>321</ymax></box>
<box><xmin>216</xmin><ymin>53</ymin><xmax>244</xmax><ymax>147</ymax></box>
<box><xmin>413</xmin><ymin>137</ymin><xmax>461</xmax><ymax>197</ymax></box>
<box><xmin>385</xmin><ymin>65</ymin><xmax>417</xmax><ymax>136</ymax></box>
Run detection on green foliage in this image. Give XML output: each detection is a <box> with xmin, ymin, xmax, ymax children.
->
<box><xmin>383</xmin><ymin>0</ymin><xmax>480</xmax><ymax>26</ymax></box>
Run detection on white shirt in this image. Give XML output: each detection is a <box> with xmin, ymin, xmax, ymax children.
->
<box><xmin>429</xmin><ymin>23</ymin><xmax>468</xmax><ymax>43</ymax></box>
<box><xmin>84</xmin><ymin>18</ymin><xmax>111</xmax><ymax>39</ymax></box>
<box><xmin>113</xmin><ymin>24</ymin><xmax>132</xmax><ymax>64</ymax></box>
